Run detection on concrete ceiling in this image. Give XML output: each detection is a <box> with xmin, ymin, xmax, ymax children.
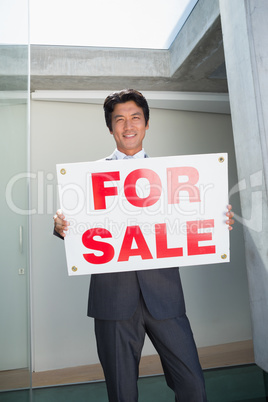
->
<box><xmin>29</xmin><ymin>0</ymin><xmax>227</xmax><ymax>94</ymax></box>
<box><xmin>29</xmin><ymin>16</ymin><xmax>227</xmax><ymax>94</ymax></box>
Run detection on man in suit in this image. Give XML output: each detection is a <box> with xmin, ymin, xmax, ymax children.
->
<box><xmin>54</xmin><ymin>89</ymin><xmax>234</xmax><ymax>402</ymax></box>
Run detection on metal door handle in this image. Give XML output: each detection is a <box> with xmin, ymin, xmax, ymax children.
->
<box><xmin>19</xmin><ymin>225</ymin><xmax>23</xmax><ymax>253</ymax></box>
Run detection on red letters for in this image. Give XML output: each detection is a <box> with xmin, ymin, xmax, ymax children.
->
<box><xmin>124</xmin><ymin>169</ymin><xmax>162</xmax><ymax>207</ymax></box>
<box><xmin>92</xmin><ymin>171</ymin><xmax>120</xmax><ymax>210</ymax></box>
<box><xmin>167</xmin><ymin>167</ymin><xmax>201</xmax><ymax>204</ymax></box>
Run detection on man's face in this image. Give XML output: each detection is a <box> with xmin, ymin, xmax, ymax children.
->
<box><xmin>109</xmin><ymin>100</ymin><xmax>149</xmax><ymax>155</ymax></box>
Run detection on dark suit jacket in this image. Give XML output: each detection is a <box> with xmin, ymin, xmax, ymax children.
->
<box><xmin>88</xmin><ymin>267</ymin><xmax>185</xmax><ymax>320</ymax></box>
<box><xmin>87</xmin><ymin>152</ymin><xmax>186</xmax><ymax>321</ymax></box>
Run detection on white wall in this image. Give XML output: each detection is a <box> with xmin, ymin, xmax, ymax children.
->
<box><xmin>30</xmin><ymin>99</ymin><xmax>252</xmax><ymax>372</ymax></box>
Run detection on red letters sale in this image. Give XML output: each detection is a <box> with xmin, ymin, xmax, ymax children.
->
<box><xmin>57</xmin><ymin>154</ymin><xmax>229</xmax><ymax>275</ymax></box>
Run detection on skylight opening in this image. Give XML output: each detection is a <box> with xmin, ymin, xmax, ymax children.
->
<box><xmin>0</xmin><ymin>0</ymin><xmax>198</xmax><ymax>49</ymax></box>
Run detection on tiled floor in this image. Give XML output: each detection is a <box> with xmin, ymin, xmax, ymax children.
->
<box><xmin>0</xmin><ymin>364</ymin><xmax>267</xmax><ymax>402</ymax></box>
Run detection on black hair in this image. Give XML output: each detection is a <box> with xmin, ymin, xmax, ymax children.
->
<box><xmin>103</xmin><ymin>89</ymin><xmax>150</xmax><ymax>131</ymax></box>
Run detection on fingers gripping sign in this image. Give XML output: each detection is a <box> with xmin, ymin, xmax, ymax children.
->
<box><xmin>53</xmin><ymin>209</ymin><xmax>70</xmax><ymax>237</ymax></box>
<box><xmin>226</xmin><ymin>204</ymin><xmax>235</xmax><ymax>231</ymax></box>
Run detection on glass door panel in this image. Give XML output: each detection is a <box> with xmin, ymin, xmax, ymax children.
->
<box><xmin>0</xmin><ymin>0</ymin><xmax>31</xmax><ymax>393</ymax></box>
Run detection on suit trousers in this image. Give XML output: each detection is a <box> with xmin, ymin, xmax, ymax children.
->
<box><xmin>94</xmin><ymin>294</ymin><xmax>207</xmax><ymax>402</ymax></box>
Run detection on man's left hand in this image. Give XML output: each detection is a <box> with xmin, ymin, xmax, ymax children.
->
<box><xmin>226</xmin><ymin>204</ymin><xmax>235</xmax><ymax>230</ymax></box>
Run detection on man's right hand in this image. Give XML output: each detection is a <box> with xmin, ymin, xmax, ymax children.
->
<box><xmin>53</xmin><ymin>209</ymin><xmax>70</xmax><ymax>237</ymax></box>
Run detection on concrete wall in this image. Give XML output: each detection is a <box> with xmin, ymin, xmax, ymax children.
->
<box><xmin>219</xmin><ymin>0</ymin><xmax>268</xmax><ymax>371</ymax></box>
<box><xmin>30</xmin><ymin>99</ymin><xmax>252</xmax><ymax>371</ymax></box>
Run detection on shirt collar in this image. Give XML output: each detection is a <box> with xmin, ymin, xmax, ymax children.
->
<box><xmin>113</xmin><ymin>149</ymin><xmax>146</xmax><ymax>160</ymax></box>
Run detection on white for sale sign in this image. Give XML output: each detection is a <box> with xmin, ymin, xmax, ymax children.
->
<box><xmin>56</xmin><ymin>153</ymin><xmax>229</xmax><ymax>275</ymax></box>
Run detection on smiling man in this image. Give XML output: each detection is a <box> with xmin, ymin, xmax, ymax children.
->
<box><xmin>107</xmin><ymin>100</ymin><xmax>149</xmax><ymax>155</ymax></box>
<box><xmin>54</xmin><ymin>89</ymin><xmax>234</xmax><ymax>402</ymax></box>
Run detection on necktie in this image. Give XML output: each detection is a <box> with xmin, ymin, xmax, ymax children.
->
<box><xmin>124</xmin><ymin>155</ymin><xmax>134</xmax><ymax>159</ymax></box>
